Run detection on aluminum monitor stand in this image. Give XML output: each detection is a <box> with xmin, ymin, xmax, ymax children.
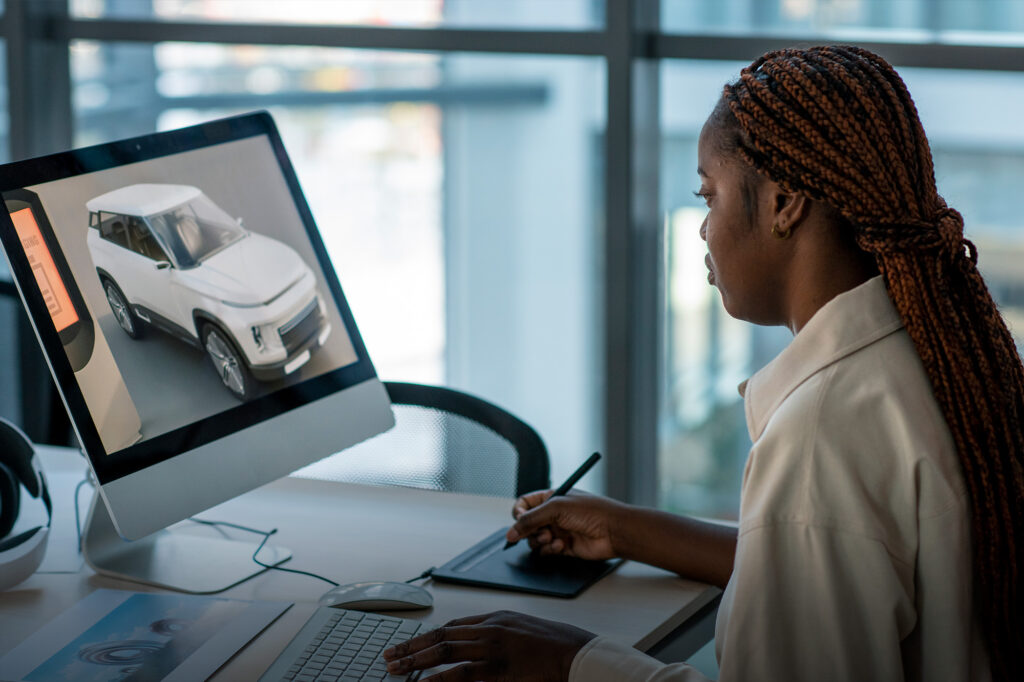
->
<box><xmin>80</xmin><ymin>488</ymin><xmax>291</xmax><ymax>594</ymax></box>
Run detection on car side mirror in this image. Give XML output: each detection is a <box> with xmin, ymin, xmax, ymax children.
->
<box><xmin>236</xmin><ymin>216</ymin><xmax>245</xmax><ymax>227</ymax></box>
<box><xmin>155</xmin><ymin>261</ymin><xmax>171</xmax><ymax>270</ymax></box>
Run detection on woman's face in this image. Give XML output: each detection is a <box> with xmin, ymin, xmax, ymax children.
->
<box><xmin>696</xmin><ymin>122</ymin><xmax>787</xmax><ymax>325</ymax></box>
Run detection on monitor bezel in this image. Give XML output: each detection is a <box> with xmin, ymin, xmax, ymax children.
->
<box><xmin>0</xmin><ymin>112</ymin><xmax>378</xmax><ymax>486</ymax></box>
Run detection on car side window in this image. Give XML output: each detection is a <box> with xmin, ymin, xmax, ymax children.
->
<box><xmin>125</xmin><ymin>217</ymin><xmax>170</xmax><ymax>262</ymax></box>
<box><xmin>98</xmin><ymin>212</ymin><xmax>130</xmax><ymax>249</ymax></box>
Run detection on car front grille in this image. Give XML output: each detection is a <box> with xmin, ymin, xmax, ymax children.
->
<box><xmin>279</xmin><ymin>298</ymin><xmax>322</xmax><ymax>354</ymax></box>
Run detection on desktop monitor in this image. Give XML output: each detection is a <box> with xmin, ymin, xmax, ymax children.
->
<box><xmin>0</xmin><ymin>112</ymin><xmax>394</xmax><ymax>592</ymax></box>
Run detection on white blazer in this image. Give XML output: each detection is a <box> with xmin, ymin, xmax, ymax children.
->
<box><xmin>570</xmin><ymin>277</ymin><xmax>991</xmax><ymax>681</ymax></box>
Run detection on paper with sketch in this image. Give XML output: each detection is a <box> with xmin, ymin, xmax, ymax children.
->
<box><xmin>0</xmin><ymin>588</ymin><xmax>290</xmax><ymax>681</ymax></box>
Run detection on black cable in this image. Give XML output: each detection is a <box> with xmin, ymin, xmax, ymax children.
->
<box><xmin>188</xmin><ymin>516</ymin><xmax>339</xmax><ymax>587</ymax></box>
<box><xmin>249</xmin><ymin>528</ymin><xmax>339</xmax><ymax>587</ymax></box>
<box><xmin>405</xmin><ymin>568</ymin><xmax>435</xmax><ymax>584</ymax></box>
<box><xmin>73</xmin><ymin>484</ymin><xmax>343</xmax><ymax>588</ymax></box>
<box><xmin>189</xmin><ymin>517</ymin><xmax>436</xmax><ymax>587</ymax></box>
<box><xmin>187</xmin><ymin>516</ymin><xmax>269</xmax><ymax>536</ymax></box>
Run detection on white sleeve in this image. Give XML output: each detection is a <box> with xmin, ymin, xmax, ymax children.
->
<box><xmin>714</xmin><ymin>522</ymin><xmax>913</xmax><ymax>682</ymax></box>
<box><xmin>569</xmin><ymin>637</ymin><xmax>714</xmax><ymax>682</ymax></box>
<box><xmin>568</xmin><ymin>527</ymin><xmax>912</xmax><ymax>682</ymax></box>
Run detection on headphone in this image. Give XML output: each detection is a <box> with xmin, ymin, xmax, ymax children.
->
<box><xmin>0</xmin><ymin>417</ymin><xmax>51</xmax><ymax>590</ymax></box>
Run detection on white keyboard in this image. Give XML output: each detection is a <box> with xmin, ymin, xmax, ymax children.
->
<box><xmin>259</xmin><ymin>607</ymin><xmax>429</xmax><ymax>682</ymax></box>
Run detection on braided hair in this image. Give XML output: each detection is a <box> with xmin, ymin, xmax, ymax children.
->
<box><xmin>712</xmin><ymin>45</ymin><xmax>1024</xmax><ymax>679</ymax></box>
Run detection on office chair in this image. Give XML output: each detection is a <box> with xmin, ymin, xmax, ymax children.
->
<box><xmin>296</xmin><ymin>381</ymin><xmax>551</xmax><ymax>498</ymax></box>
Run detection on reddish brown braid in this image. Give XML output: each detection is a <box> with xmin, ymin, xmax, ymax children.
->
<box><xmin>717</xmin><ymin>45</ymin><xmax>1024</xmax><ymax>680</ymax></box>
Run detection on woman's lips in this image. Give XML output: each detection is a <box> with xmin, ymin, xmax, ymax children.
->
<box><xmin>705</xmin><ymin>253</ymin><xmax>715</xmax><ymax>284</ymax></box>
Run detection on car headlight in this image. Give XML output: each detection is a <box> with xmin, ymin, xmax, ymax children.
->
<box><xmin>251</xmin><ymin>322</ymin><xmax>281</xmax><ymax>353</ymax></box>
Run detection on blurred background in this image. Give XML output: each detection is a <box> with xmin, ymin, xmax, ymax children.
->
<box><xmin>1</xmin><ymin>0</ymin><xmax>1022</xmax><ymax>522</ymax></box>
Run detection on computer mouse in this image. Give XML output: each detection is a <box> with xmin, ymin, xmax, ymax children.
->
<box><xmin>318</xmin><ymin>581</ymin><xmax>434</xmax><ymax>611</ymax></box>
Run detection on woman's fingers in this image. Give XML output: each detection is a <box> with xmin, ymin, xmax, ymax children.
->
<box><xmin>384</xmin><ymin>624</ymin><xmax>504</xmax><ymax>677</ymax></box>
<box><xmin>384</xmin><ymin>611</ymin><xmax>596</xmax><ymax>681</ymax></box>
<box><xmin>385</xmin><ymin>640</ymin><xmax>486</xmax><ymax>676</ymax></box>
<box><xmin>508</xmin><ymin>497</ymin><xmax>570</xmax><ymax>543</ymax></box>
<box><xmin>534</xmin><ymin>536</ymin><xmax>567</xmax><ymax>556</ymax></box>
<box><xmin>512</xmin><ymin>489</ymin><xmax>553</xmax><ymax>520</ymax></box>
<box><xmin>383</xmin><ymin>624</ymin><xmax>476</xmax><ymax>662</ymax></box>
<box><xmin>526</xmin><ymin>528</ymin><xmax>552</xmax><ymax>552</ymax></box>
<box><xmin>442</xmin><ymin>614</ymin><xmax>490</xmax><ymax>628</ymax></box>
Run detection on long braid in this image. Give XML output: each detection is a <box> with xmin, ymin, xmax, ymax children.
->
<box><xmin>719</xmin><ymin>45</ymin><xmax>1024</xmax><ymax>680</ymax></box>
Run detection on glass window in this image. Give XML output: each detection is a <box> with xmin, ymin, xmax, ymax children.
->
<box><xmin>660</xmin><ymin>60</ymin><xmax>778</xmax><ymax>521</ymax></box>
<box><xmin>0</xmin><ymin>296</ymin><xmax>19</xmax><ymax>425</ymax></box>
<box><xmin>662</xmin><ymin>0</ymin><xmax>1024</xmax><ymax>38</ymax></box>
<box><xmin>900</xmin><ymin>66</ymin><xmax>1024</xmax><ymax>354</ymax></box>
<box><xmin>659</xmin><ymin>59</ymin><xmax>1024</xmax><ymax>521</ymax></box>
<box><xmin>0</xmin><ymin>38</ymin><xmax>7</xmax><ymax>165</ymax></box>
<box><xmin>97</xmin><ymin>212</ymin><xmax>131</xmax><ymax>249</ymax></box>
<box><xmin>0</xmin><ymin>31</ymin><xmax>15</xmax><ymax>426</ymax></box>
<box><xmin>70</xmin><ymin>0</ymin><xmax>604</xmax><ymax>30</ymax></box>
<box><xmin>0</xmin><ymin>37</ymin><xmax>8</xmax><ymax>285</ymax></box>
<box><xmin>72</xmin><ymin>42</ymin><xmax>605</xmax><ymax>487</ymax></box>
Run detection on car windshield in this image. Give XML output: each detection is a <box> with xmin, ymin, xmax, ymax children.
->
<box><xmin>145</xmin><ymin>194</ymin><xmax>246</xmax><ymax>268</ymax></box>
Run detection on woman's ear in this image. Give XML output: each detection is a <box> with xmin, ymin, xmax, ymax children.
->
<box><xmin>770</xmin><ymin>186</ymin><xmax>811</xmax><ymax>235</ymax></box>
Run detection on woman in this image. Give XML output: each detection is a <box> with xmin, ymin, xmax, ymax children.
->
<box><xmin>383</xmin><ymin>45</ymin><xmax>1023</xmax><ymax>681</ymax></box>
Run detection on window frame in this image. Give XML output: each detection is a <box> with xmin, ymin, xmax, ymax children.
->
<box><xmin>4</xmin><ymin>0</ymin><xmax>1024</xmax><ymax>503</ymax></box>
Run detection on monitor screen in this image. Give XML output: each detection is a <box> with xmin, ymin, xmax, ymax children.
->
<box><xmin>10</xmin><ymin>207</ymin><xmax>80</xmax><ymax>333</ymax></box>
<box><xmin>0</xmin><ymin>113</ymin><xmax>394</xmax><ymax>541</ymax></box>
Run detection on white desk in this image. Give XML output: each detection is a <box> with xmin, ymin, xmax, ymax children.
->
<box><xmin>0</xmin><ymin>448</ymin><xmax>719</xmax><ymax>679</ymax></box>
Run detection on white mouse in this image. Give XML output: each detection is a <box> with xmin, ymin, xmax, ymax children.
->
<box><xmin>318</xmin><ymin>581</ymin><xmax>434</xmax><ymax>611</ymax></box>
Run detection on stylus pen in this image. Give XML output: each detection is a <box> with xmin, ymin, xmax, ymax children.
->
<box><xmin>503</xmin><ymin>451</ymin><xmax>602</xmax><ymax>550</ymax></box>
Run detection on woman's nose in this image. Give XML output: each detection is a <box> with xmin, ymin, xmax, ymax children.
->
<box><xmin>699</xmin><ymin>220</ymin><xmax>707</xmax><ymax>242</ymax></box>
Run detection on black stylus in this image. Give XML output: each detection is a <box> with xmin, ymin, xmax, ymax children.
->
<box><xmin>503</xmin><ymin>451</ymin><xmax>602</xmax><ymax>550</ymax></box>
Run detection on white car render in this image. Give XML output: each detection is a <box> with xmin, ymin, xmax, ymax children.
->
<box><xmin>85</xmin><ymin>183</ymin><xmax>331</xmax><ymax>400</ymax></box>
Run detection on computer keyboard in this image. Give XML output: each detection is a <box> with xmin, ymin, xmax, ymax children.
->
<box><xmin>259</xmin><ymin>607</ymin><xmax>430</xmax><ymax>682</ymax></box>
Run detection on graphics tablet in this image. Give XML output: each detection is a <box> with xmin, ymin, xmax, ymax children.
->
<box><xmin>431</xmin><ymin>527</ymin><xmax>622</xmax><ymax>598</ymax></box>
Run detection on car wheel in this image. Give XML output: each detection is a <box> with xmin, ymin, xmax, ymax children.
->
<box><xmin>202</xmin><ymin>324</ymin><xmax>255</xmax><ymax>401</ymax></box>
<box><xmin>102</xmin><ymin>279</ymin><xmax>144</xmax><ymax>339</ymax></box>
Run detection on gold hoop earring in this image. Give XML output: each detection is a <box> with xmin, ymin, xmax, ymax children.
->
<box><xmin>771</xmin><ymin>223</ymin><xmax>792</xmax><ymax>240</ymax></box>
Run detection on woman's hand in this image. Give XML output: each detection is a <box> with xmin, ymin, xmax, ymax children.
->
<box><xmin>382</xmin><ymin>611</ymin><xmax>596</xmax><ymax>681</ymax></box>
<box><xmin>504</xmin><ymin>490</ymin><xmax>631</xmax><ymax>560</ymax></box>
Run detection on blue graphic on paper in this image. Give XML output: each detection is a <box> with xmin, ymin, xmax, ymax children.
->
<box><xmin>26</xmin><ymin>592</ymin><xmax>234</xmax><ymax>681</ymax></box>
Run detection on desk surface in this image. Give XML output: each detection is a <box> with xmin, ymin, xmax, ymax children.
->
<box><xmin>0</xmin><ymin>448</ymin><xmax>718</xmax><ymax>679</ymax></box>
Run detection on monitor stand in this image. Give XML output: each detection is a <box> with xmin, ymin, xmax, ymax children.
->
<box><xmin>80</xmin><ymin>490</ymin><xmax>292</xmax><ymax>594</ymax></box>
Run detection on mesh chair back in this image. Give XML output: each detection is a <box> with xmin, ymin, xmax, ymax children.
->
<box><xmin>295</xmin><ymin>382</ymin><xmax>550</xmax><ymax>497</ymax></box>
